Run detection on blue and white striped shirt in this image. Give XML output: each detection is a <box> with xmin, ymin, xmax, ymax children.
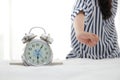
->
<box><xmin>66</xmin><ymin>0</ymin><xmax>120</xmax><ymax>59</ymax></box>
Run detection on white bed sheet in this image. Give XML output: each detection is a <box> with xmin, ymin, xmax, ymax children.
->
<box><xmin>0</xmin><ymin>58</ymin><xmax>120</xmax><ymax>80</ymax></box>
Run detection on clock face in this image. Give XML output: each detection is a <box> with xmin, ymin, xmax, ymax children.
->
<box><xmin>24</xmin><ymin>40</ymin><xmax>52</xmax><ymax>65</ymax></box>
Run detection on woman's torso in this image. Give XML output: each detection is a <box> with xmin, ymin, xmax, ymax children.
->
<box><xmin>66</xmin><ymin>0</ymin><xmax>120</xmax><ymax>59</ymax></box>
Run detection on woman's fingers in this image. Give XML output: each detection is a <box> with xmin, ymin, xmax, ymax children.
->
<box><xmin>91</xmin><ymin>33</ymin><xmax>99</xmax><ymax>41</ymax></box>
<box><xmin>76</xmin><ymin>32</ymin><xmax>99</xmax><ymax>47</ymax></box>
<box><xmin>89</xmin><ymin>34</ymin><xmax>99</xmax><ymax>47</ymax></box>
<box><xmin>83</xmin><ymin>34</ymin><xmax>99</xmax><ymax>47</ymax></box>
<box><xmin>86</xmin><ymin>39</ymin><xmax>97</xmax><ymax>47</ymax></box>
<box><xmin>79</xmin><ymin>37</ymin><xmax>96</xmax><ymax>47</ymax></box>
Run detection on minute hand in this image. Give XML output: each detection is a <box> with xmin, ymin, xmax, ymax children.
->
<box><xmin>38</xmin><ymin>50</ymin><xmax>44</xmax><ymax>59</ymax></box>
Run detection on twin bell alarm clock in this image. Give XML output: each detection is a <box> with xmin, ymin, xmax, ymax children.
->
<box><xmin>22</xmin><ymin>27</ymin><xmax>53</xmax><ymax>66</ymax></box>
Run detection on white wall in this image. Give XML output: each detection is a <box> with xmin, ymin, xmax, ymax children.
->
<box><xmin>0</xmin><ymin>0</ymin><xmax>120</xmax><ymax>60</ymax></box>
<box><xmin>10</xmin><ymin>0</ymin><xmax>73</xmax><ymax>60</ymax></box>
<box><xmin>0</xmin><ymin>35</ymin><xmax>4</xmax><ymax>59</ymax></box>
<box><xmin>0</xmin><ymin>0</ymin><xmax>10</xmax><ymax>60</ymax></box>
<box><xmin>115</xmin><ymin>0</ymin><xmax>120</xmax><ymax>46</ymax></box>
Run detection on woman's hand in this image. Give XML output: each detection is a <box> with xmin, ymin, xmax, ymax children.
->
<box><xmin>76</xmin><ymin>32</ymin><xmax>99</xmax><ymax>47</ymax></box>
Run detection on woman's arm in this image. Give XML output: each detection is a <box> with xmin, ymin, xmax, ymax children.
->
<box><xmin>73</xmin><ymin>11</ymin><xmax>85</xmax><ymax>35</ymax></box>
<box><xmin>73</xmin><ymin>12</ymin><xmax>99</xmax><ymax>47</ymax></box>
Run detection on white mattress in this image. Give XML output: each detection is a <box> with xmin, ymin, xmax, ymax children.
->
<box><xmin>0</xmin><ymin>58</ymin><xmax>120</xmax><ymax>80</ymax></box>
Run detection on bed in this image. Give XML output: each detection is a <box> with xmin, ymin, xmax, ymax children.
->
<box><xmin>0</xmin><ymin>58</ymin><xmax>120</xmax><ymax>80</ymax></box>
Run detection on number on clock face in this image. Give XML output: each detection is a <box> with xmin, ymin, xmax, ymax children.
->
<box><xmin>24</xmin><ymin>41</ymin><xmax>52</xmax><ymax>65</ymax></box>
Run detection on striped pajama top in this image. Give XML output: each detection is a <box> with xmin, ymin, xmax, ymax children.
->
<box><xmin>66</xmin><ymin>0</ymin><xmax>120</xmax><ymax>59</ymax></box>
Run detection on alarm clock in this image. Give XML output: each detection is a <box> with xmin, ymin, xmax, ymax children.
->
<box><xmin>22</xmin><ymin>27</ymin><xmax>53</xmax><ymax>66</ymax></box>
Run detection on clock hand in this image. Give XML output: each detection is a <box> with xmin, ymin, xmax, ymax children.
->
<box><xmin>37</xmin><ymin>49</ymin><xmax>44</xmax><ymax>59</ymax></box>
<box><xmin>36</xmin><ymin>49</ymin><xmax>43</xmax><ymax>59</ymax></box>
<box><xmin>40</xmin><ymin>45</ymin><xmax>43</xmax><ymax>49</ymax></box>
<box><xmin>38</xmin><ymin>46</ymin><xmax>45</xmax><ymax>59</ymax></box>
<box><xmin>37</xmin><ymin>55</ymin><xmax>39</xmax><ymax>64</ymax></box>
<box><xmin>34</xmin><ymin>49</ymin><xmax>44</xmax><ymax>64</ymax></box>
<box><xmin>33</xmin><ymin>50</ymin><xmax>38</xmax><ymax>57</ymax></box>
<box><xmin>36</xmin><ymin>50</ymin><xmax>40</xmax><ymax>64</ymax></box>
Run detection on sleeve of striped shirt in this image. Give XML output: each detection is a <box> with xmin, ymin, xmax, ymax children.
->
<box><xmin>71</xmin><ymin>0</ymin><xmax>88</xmax><ymax>21</ymax></box>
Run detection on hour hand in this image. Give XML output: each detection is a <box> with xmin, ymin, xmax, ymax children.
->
<box><xmin>37</xmin><ymin>50</ymin><xmax>44</xmax><ymax>59</ymax></box>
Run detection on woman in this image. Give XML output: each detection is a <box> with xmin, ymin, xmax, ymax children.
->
<box><xmin>66</xmin><ymin>0</ymin><xmax>120</xmax><ymax>59</ymax></box>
